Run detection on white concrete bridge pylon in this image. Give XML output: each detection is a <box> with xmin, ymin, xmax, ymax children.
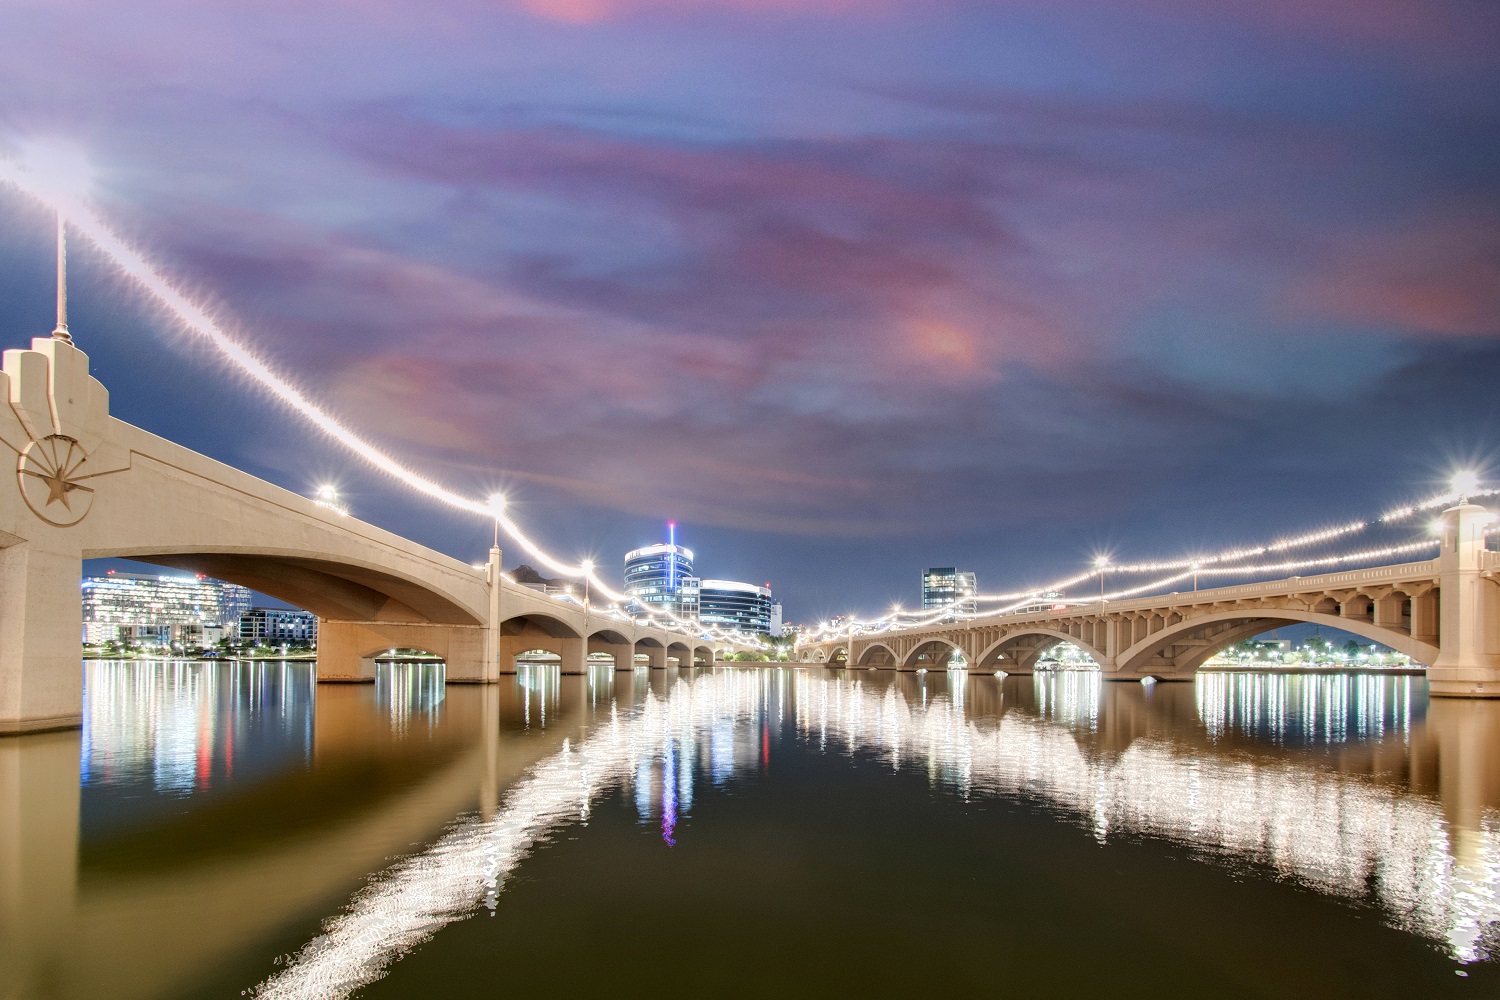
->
<box><xmin>801</xmin><ymin>507</ymin><xmax>1500</xmax><ymax>698</ymax></box>
<box><xmin>0</xmin><ymin>338</ymin><xmax>733</xmax><ymax>734</ymax></box>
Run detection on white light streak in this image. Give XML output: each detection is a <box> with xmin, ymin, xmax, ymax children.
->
<box><xmin>253</xmin><ymin>669</ymin><xmax>1500</xmax><ymax>996</ymax></box>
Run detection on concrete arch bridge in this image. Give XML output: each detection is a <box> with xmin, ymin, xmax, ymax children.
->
<box><xmin>0</xmin><ymin>338</ymin><xmax>740</xmax><ymax>734</ymax></box>
<box><xmin>802</xmin><ymin>512</ymin><xmax>1500</xmax><ymax>700</ymax></box>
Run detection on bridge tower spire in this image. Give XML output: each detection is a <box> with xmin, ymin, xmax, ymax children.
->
<box><xmin>51</xmin><ymin>212</ymin><xmax>72</xmax><ymax>345</ymax></box>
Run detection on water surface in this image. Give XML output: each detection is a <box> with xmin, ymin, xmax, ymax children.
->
<box><xmin>2</xmin><ymin>662</ymin><xmax>1497</xmax><ymax>998</ymax></box>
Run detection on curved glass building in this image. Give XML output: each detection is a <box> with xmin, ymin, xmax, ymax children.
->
<box><xmin>624</xmin><ymin>543</ymin><xmax>698</xmax><ymax>618</ymax></box>
<box><xmin>698</xmin><ymin>580</ymin><xmax>773</xmax><ymax>634</ymax></box>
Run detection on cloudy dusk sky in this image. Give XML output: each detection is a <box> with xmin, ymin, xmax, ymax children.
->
<box><xmin>1</xmin><ymin>0</ymin><xmax>1497</xmax><ymax>620</ymax></box>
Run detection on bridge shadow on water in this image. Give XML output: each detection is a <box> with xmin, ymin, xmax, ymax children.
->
<box><xmin>2</xmin><ymin>663</ymin><xmax>1498</xmax><ymax>998</ymax></box>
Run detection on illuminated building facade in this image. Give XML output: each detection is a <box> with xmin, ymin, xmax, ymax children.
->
<box><xmin>624</xmin><ymin>542</ymin><xmax>699</xmax><ymax>618</ymax></box>
<box><xmin>240</xmin><ymin>608</ymin><xmax>318</xmax><ymax>644</ymax></box>
<box><xmin>698</xmin><ymin>580</ymin><xmax>774</xmax><ymax>634</ymax></box>
<box><xmin>81</xmin><ymin>571</ymin><xmax>253</xmax><ymax>645</ymax></box>
<box><xmin>922</xmin><ymin>567</ymin><xmax>978</xmax><ymax>614</ymax></box>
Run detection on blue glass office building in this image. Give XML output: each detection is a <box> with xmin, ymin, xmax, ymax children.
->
<box><xmin>624</xmin><ymin>543</ymin><xmax>699</xmax><ymax>617</ymax></box>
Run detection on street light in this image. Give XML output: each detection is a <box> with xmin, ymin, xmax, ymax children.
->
<box><xmin>1094</xmin><ymin>555</ymin><xmax>1110</xmax><ymax>607</ymax></box>
<box><xmin>487</xmin><ymin>492</ymin><xmax>506</xmax><ymax>548</ymax></box>
<box><xmin>581</xmin><ymin>559</ymin><xmax>593</xmax><ymax>608</ymax></box>
<box><xmin>1453</xmin><ymin>470</ymin><xmax>1481</xmax><ymax>503</ymax></box>
<box><xmin>313</xmin><ymin>484</ymin><xmax>349</xmax><ymax>516</ymax></box>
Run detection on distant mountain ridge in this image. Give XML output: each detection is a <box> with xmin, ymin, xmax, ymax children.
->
<box><xmin>511</xmin><ymin>564</ymin><xmax>563</xmax><ymax>588</ymax></box>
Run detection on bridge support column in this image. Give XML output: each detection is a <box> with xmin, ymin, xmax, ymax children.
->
<box><xmin>0</xmin><ymin>541</ymin><xmax>84</xmax><ymax>734</ymax></box>
<box><xmin>479</xmin><ymin>544</ymin><xmax>504</xmax><ymax>682</ymax></box>
<box><xmin>435</xmin><ymin>628</ymin><xmax>491</xmax><ymax>683</ymax></box>
<box><xmin>316</xmin><ymin>620</ymin><xmax>377</xmax><ymax>683</ymax></box>
<box><xmin>1430</xmin><ymin>503</ymin><xmax>1500</xmax><ymax>698</ymax></box>
<box><xmin>1096</xmin><ymin>618</ymin><xmax>1132</xmax><ymax>681</ymax></box>
<box><xmin>558</xmin><ymin>636</ymin><xmax>587</xmax><ymax>675</ymax></box>
<box><xmin>590</xmin><ymin>639</ymin><xmax>634</xmax><ymax>671</ymax></box>
<box><xmin>644</xmin><ymin>646</ymin><xmax>667</xmax><ymax>670</ymax></box>
<box><xmin>316</xmin><ymin>620</ymin><xmax>490</xmax><ymax>683</ymax></box>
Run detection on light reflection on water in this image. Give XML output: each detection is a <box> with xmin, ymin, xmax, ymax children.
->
<box><xmin>80</xmin><ymin>661</ymin><xmax>315</xmax><ymax>819</ymax></box>
<box><xmin>1197</xmin><ymin>671</ymin><xmax>1421</xmax><ymax>744</ymax></box>
<box><xmin>814</xmin><ymin>671</ymin><xmax>1499</xmax><ymax>964</ymax></box>
<box><xmin>242</xmin><ymin>668</ymin><xmax>1500</xmax><ymax>1000</ymax></box>
<box><xmin>5</xmin><ymin>663</ymin><xmax>1498</xmax><ymax>1000</ymax></box>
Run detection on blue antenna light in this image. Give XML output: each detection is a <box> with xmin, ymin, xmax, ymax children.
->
<box><xmin>668</xmin><ymin>521</ymin><xmax>677</xmax><ymax>591</ymax></box>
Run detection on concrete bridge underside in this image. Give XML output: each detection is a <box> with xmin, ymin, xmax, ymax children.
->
<box><xmin>0</xmin><ymin>338</ymin><xmax>732</xmax><ymax>734</ymax></box>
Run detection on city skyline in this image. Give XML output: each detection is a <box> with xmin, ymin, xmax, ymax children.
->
<box><xmin>2</xmin><ymin>1</ymin><xmax>1497</xmax><ymax>622</ymax></box>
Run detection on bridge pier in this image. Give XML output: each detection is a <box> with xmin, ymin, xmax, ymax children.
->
<box><xmin>590</xmin><ymin>640</ymin><xmax>634</xmax><ymax>671</ymax></box>
<box><xmin>1429</xmin><ymin>503</ymin><xmax>1500</xmax><ymax>698</ymax></box>
<box><xmin>558</xmin><ymin>636</ymin><xmax>587</xmax><ymax>675</ymax></box>
<box><xmin>0</xmin><ymin>540</ymin><xmax>84</xmax><ymax>734</ymax></box>
<box><xmin>316</xmin><ymin>619</ymin><xmax>493</xmax><ymax>684</ymax></box>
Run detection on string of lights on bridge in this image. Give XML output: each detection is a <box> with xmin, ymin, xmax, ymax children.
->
<box><xmin>801</xmin><ymin>476</ymin><xmax>1496</xmax><ymax>643</ymax></box>
<box><xmin>0</xmin><ymin>145</ymin><xmax>750</xmax><ymax>645</ymax></box>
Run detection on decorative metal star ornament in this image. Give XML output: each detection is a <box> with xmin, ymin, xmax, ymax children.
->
<box><xmin>18</xmin><ymin>434</ymin><xmax>95</xmax><ymax>526</ymax></box>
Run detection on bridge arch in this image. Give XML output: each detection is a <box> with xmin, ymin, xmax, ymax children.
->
<box><xmin>91</xmin><ymin>548</ymin><xmax>487</xmax><ymax>626</ymax></box>
<box><xmin>501</xmin><ymin>612</ymin><xmax>583</xmax><ymax>641</ymax></box>
<box><xmin>585</xmin><ymin>628</ymin><xmax>635</xmax><ymax>669</ymax></box>
<box><xmin>827</xmin><ymin>645</ymin><xmax>848</xmax><ymax>665</ymax></box>
<box><xmin>901</xmin><ymin>637</ymin><xmax>963</xmax><ymax>670</ymax></box>
<box><xmin>1115</xmin><ymin>608</ymin><xmax>1439</xmax><ymax>680</ymax></box>
<box><xmin>856</xmin><ymin>641</ymin><xmax>898</xmax><ymax>667</ymax></box>
<box><xmin>977</xmin><ymin>629</ymin><xmax>1108</xmax><ymax>672</ymax></box>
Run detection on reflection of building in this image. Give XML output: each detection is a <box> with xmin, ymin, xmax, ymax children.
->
<box><xmin>698</xmin><ymin>580</ymin><xmax>774</xmax><ymax>634</ymax></box>
<box><xmin>922</xmin><ymin>568</ymin><xmax>977</xmax><ymax>614</ymax></box>
<box><xmin>624</xmin><ymin>543</ymin><xmax>699</xmax><ymax>618</ymax></box>
<box><xmin>81</xmin><ymin>571</ymin><xmax>252</xmax><ymax>646</ymax></box>
<box><xmin>240</xmin><ymin>608</ymin><xmax>319</xmax><ymax>644</ymax></box>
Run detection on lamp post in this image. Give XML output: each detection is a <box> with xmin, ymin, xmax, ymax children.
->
<box><xmin>487</xmin><ymin>493</ymin><xmax>506</xmax><ymax>549</ymax></box>
<box><xmin>1094</xmin><ymin>555</ymin><xmax>1109</xmax><ymax>610</ymax></box>
<box><xmin>53</xmin><ymin>211</ymin><xmax>72</xmax><ymax>344</ymax></box>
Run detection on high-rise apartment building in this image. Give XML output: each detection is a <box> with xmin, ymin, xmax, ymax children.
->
<box><xmin>921</xmin><ymin>567</ymin><xmax>978</xmax><ymax>615</ymax></box>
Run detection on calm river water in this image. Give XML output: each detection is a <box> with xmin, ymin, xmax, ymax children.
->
<box><xmin>3</xmin><ymin>662</ymin><xmax>1499</xmax><ymax>998</ymax></box>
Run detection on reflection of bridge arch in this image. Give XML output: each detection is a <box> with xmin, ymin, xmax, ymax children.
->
<box><xmin>1117</xmin><ymin>609</ymin><xmax>1440</xmax><ymax>680</ymax></box>
<box><xmin>976</xmin><ymin>628</ymin><xmax>1106</xmax><ymax>672</ymax></box>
